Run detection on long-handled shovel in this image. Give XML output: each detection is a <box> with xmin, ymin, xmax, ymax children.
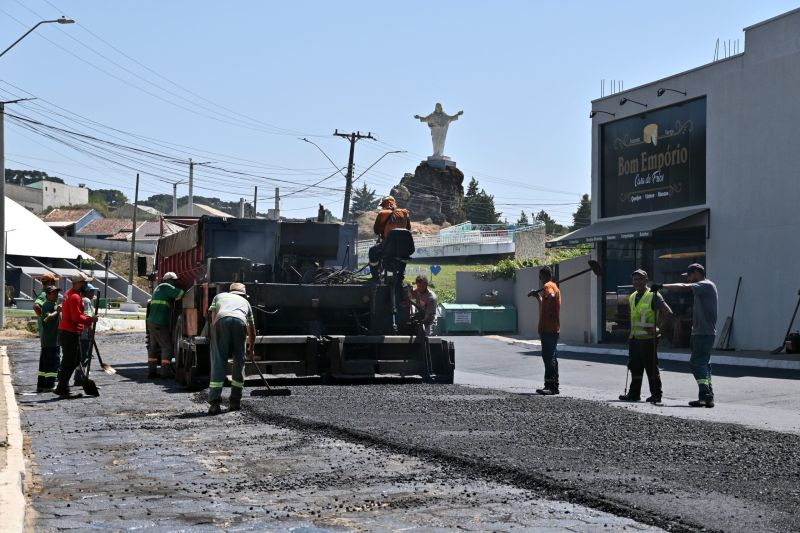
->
<box><xmin>771</xmin><ymin>289</ymin><xmax>800</xmax><ymax>355</ymax></box>
<box><xmin>248</xmin><ymin>342</ymin><xmax>291</xmax><ymax>397</ymax></box>
<box><xmin>90</xmin><ymin>294</ymin><xmax>116</xmax><ymax>374</ymax></box>
<box><xmin>79</xmin><ymin>307</ymin><xmax>100</xmax><ymax>397</ymax></box>
<box><xmin>529</xmin><ymin>260</ymin><xmax>604</xmax><ymax>296</ymax></box>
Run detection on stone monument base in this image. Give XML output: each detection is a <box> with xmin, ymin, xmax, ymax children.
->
<box><xmin>425</xmin><ymin>156</ymin><xmax>457</xmax><ymax>170</ymax></box>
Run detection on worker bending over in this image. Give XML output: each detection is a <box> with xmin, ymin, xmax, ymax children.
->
<box><xmin>207</xmin><ymin>283</ymin><xmax>256</xmax><ymax>415</ymax></box>
<box><xmin>407</xmin><ymin>275</ymin><xmax>438</xmax><ymax>334</ymax></box>
<box><xmin>146</xmin><ymin>272</ymin><xmax>184</xmax><ymax>379</ymax></box>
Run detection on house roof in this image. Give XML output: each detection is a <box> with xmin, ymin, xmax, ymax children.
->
<box><xmin>42</xmin><ymin>208</ymin><xmax>94</xmax><ymax>223</ymax></box>
<box><xmin>107</xmin><ymin>221</ymin><xmax>162</xmax><ymax>241</ymax></box>
<box><xmin>77</xmin><ymin>218</ymin><xmax>133</xmax><ymax>236</ymax></box>
<box><xmin>170</xmin><ymin>203</ymin><xmax>232</xmax><ymax>217</ymax></box>
<box><xmin>4</xmin><ymin>197</ymin><xmax>93</xmax><ymax>260</ymax></box>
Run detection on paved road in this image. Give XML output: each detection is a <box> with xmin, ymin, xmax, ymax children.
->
<box><xmin>452</xmin><ymin>336</ymin><xmax>800</xmax><ymax>435</ymax></box>
<box><xmin>8</xmin><ymin>333</ymin><xmax>659</xmax><ymax>532</ymax></box>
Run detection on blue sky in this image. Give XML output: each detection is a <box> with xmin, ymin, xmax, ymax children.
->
<box><xmin>2</xmin><ymin>1</ymin><xmax>797</xmax><ymax>223</ymax></box>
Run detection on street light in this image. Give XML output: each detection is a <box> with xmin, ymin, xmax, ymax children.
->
<box><xmin>0</xmin><ymin>17</ymin><xmax>75</xmax><ymax>59</ymax></box>
<box><xmin>354</xmin><ymin>150</ymin><xmax>406</xmax><ymax>183</ymax></box>
<box><xmin>0</xmin><ymin>16</ymin><xmax>75</xmax><ymax>329</ymax></box>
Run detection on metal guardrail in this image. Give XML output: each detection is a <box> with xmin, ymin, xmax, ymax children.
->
<box><xmin>356</xmin><ymin>222</ymin><xmax>544</xmax><ymax>262</ymax></box>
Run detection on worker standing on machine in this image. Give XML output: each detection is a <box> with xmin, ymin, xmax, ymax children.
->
<box><xmin>368</xmin><ymin>196</ymin><xmax>411</xmax><ymax>282</ymax></box>
<box><xmin>407</xmin><ymin>275</ymin><xmax>438</xmax><ymax>334</ymax></box>
<box><xmin>619</xmin><ymin>269</ymin><xmax>672</xmax><ymax>404</ymax></box>
<box><xmin>207</xmin><ymin>282</ymin><xmax>256</xmax><ymax>415</ymax></box>
<box><xmin>146</xmin><ymin>272</ymin><xmax>184</xmax><ymax>379</ymax></box>
<box><xmin>652</xmin><ymin>263</ymin><xmax>718</xmax><ymax>408</ymax></box>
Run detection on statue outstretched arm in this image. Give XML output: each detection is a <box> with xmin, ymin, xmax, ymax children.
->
<box><xmin>414</xmin><ymin>113</ymin><xmax>432</xmax><ymax>122</ymax></box>
<box><xmin>446</xmin><ymin>110</ymin><xmax>464</xmax><ymax>121</ymax></box>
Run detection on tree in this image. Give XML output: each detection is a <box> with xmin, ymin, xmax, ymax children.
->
<box><xmin>517</xmin><ymin>210</ymin><xmax>529</xmax><ymax>224</ymax></box>
<box><xmin>466</xmin><ymin>176</ymin><xmax>479</xmax><ymax>198</ymax></box>
<box><xmin>571</xmin><ymin>193</ymin><xmax>591</xmax><ymax>231</ymax></box>
<box><xmin>463</xmin><ymin>177</ymin><xmax>501</xmax><ymax>224</ymax></box>
<box><xmin>535</xmin><ymin>210</ymin><xmax>566</xmax><ymax>235</ymax></box>
<box><xmin>349</xmin><ymin>182</ymin><xmax>377</xmax><ymax>219</ymax></box>
<box><xmin>89</xmin><ymin>189</ymin><xmax>128</xmax><ymax>208</ymax></box>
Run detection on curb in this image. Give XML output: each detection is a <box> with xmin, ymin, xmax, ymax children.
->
<box><xmin>499</xmin><ymin>338</ymin><xmax>800</xmax><ymax>371</ymax></box>
<box><xmin>0</xmin><ymin>345</ymin><xmax>25</xmax><ymax>533</ymax></box>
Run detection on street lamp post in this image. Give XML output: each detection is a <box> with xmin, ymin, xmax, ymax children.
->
<box><xmin>103</xmin><ymin>253</ymin><xmax>112</xmax><ymax>313</ymax></box>
<box><xmin>0</xmin><ymin>16</ymin><xmax>75</xmax><ymax>329</ymax></box>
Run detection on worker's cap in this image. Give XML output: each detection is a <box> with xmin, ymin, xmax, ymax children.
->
<box><xmin>682</xmin><ymin>263</ymin><xmax>705</xmax><ymax>276</ymax></box>
<box><xmin>631</xmin><ymin>269</ymin><xmax>648</xmax><ymax>278</ymax></box>
<box><xmin>229</xmin><ymin>282</ymin><xmax>248</xmax><ymax>297</ymax></box>
<box><xmin>82</xmin><ymin>283</ymin><xmax>100</xmax><ymax>293</ymax></box>
<box><xmin>70</xmin><ymin>272</ymin><xmax>93</xmax><ymax>283</ymax></box>
<box><xmin>539</xmin><ymin>266</ymin><xmax>553</xmax><ymax>277</ymax></box>
<box><xmin>162</xmin><ymin>272</ymin><xmax>178</xmax><ymax>281</ymax></box>
<box><xmin>380</xmin><ymin>195</ymin><xmax>396</xmax><ymax>207</ymax></box>
<box><xmin>43</xmin><ymin>285</ymin><xmax>61</xmax><ymax>294</ymax></box>
<box><xmin>41</xmin><ymin>272</ymin><xmax>60</xmax><ymax>282</ymax></box>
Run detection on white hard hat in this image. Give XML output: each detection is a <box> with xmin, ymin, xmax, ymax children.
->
<box><xmin>162</xmin><ymin>272</ymin><xmax>178</xmax><ymax>281</ymax></box>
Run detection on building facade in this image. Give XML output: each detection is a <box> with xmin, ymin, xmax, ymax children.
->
<box><xmin>550</xmin><ymin>8</ymin><xmax>800</xmax><ymax>351</ymax></box>
<box><xmin>4</xmin><ymin>180</ymin><xmax>89</xmax><ymax>213</ymax></box>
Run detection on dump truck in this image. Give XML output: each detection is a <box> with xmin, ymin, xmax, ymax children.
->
<box><xmin>151</xmin><ymin>216</ymin><xmax>455</xmax><ymax>387</ymax></box>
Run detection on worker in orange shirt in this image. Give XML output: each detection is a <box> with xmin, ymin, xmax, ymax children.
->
<box><xmin>528</xmin><ymin>266</ymin><xmax>561</xmax><ymax>395</ymax></box>
<box><xmin>368</xmin><ymin>196</ymin><xmax>411</xmax><ymax>282</ymax></box>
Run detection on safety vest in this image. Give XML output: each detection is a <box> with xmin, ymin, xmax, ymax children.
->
<box><xmin>629</xmin><ymin>290</ymin><xmax>656</xmax><ymax>339</ymax></box>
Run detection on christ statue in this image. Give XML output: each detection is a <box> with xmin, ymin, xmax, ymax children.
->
<box><xmin>414</xmin><ymin>103</ymin><xmax>464</xmax><ymax>159</ymax></box>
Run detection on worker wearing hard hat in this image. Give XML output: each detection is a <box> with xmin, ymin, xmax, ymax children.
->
<box><xmin>146</xmin><ymin>272</ymin><xmax>184</xmax><ymax>379</ymax></box>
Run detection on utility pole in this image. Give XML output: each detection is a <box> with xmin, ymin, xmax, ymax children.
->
<box><xmin>188</xmin><ymin>158</ymin><xmax>194</xmax><ymax>216</ymax></box>
<box><xmin>252</xmin><ymin>186</ymin><xmax>258</xmax><ymax>218</ymax></box>
<box><xmin>0</xmin><ymin>98</ymin><xmax>34</xmax><ymax>329</ymax></box>
<box><xmin>274</xmin><ymin>187</ymin><xmax>280</xmax><ymax>220</ymax></box>
<box><xmin>186</xmin><ymin>158</ymin><xmax>211</xmax><ymax>217</ymax></box>
<box><xmin>334</xmin><ymin>130</ymin><xmax>374</xmax><ymax>222</ymax></box>
<box><xmin>127</xmin><ymin>173</ymin><xmax>139</xmax><ymax>304</ymax></box>
<box><xmin>238</xmin><ymin>198</ymin><xmax>245</xmax><ymax>218</ymax></box>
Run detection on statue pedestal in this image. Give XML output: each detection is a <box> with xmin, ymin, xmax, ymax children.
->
<box><xmin>425</xmin><ymin>156</ymin><xmax>457</xmax><ymax>170</ymax></box>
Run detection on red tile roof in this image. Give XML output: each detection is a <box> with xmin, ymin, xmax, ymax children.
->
<box><xmin>77</xmin><ymin>218</ymin><xmax>133</xmax><ymax>236</ymax></box>
<box><xmin>42</xmin><ymin>208</ymin><xmax>94</xmax><ymax>223</ymax></box>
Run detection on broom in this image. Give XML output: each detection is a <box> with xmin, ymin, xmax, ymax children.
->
<box><xmin>90</xmin><ymin>293</ymin><xmax>116</xmax><ymax>374</ymax></box>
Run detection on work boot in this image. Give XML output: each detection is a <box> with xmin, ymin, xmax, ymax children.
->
<box><xmin>646</xmin><ymin>395</ymin><xmax>662</xmax><ymax>404</ymax></box>
<box><xmin>618</xmin><ymin>393</ymin><xmax>641</xmax><ymax>402</ymax></box>
<box><xmin>689</xmin><ymin>398</ymin><xmax>714</xmax><ymax>408</ymax></box>
<box><xmin>208</xmin><ymin>401</ymin><xmax>222</xmax><ymax>415</ymax></box>
<box><xmin>147</xmin><ymin>366</ymin><xmax>158</xmax><ymax>379</ymax></box>
<box><xmin>535</xmin><ymin>387</ymin><xmax>559</xmax><ymax>396</ymax></box>
<box><xmin>160</xmin><ymin>364</ymin><xmax>175</xmax><ymax>379</ymax></box>
<box><xmin>229</xmin><ymin>398</ymin><xmax>241</xmax><ymax>411</ymax></box>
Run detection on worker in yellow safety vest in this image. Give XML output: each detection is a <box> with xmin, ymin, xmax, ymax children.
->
<box><xmin>619</xmin><ymin>269</ymin><xmax>672</xmax><ymax>404</ymax></box>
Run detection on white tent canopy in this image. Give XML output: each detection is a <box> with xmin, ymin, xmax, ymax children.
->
<box><xmin>4</xmin><ymin>197</ymin><xmax>94</xmax><ymax>260</ymax></box>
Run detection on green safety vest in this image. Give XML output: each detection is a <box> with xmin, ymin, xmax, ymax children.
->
<box><xmin>629</xmin><ymin>290</ymin><xmax>656</xmax><ymax>340</ymax></box>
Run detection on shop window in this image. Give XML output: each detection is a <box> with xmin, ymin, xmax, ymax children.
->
<box><xmin>602</xmin><ymin>227</ymin><xmax>705</xmax><ymax>345</ymax></box>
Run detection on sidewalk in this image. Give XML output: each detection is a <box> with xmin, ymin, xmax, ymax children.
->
<box><xmin>488</xmin><ymin>335</ymin><xmax>800</xmax><ymax>371</ymax></box>
<box><xmin>0</xmin><ymin>345</ymin><xmax>25</xmax><ymax>533</ymax></box>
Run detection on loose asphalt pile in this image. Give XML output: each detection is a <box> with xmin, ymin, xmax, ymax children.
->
<box><xmin>245</xmin><ymin>383</ymin><xmax>800</xmax><ymax>533</ymax></box>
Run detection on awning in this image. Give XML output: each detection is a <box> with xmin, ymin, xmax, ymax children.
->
<box><xmin>546</xmin><ymin>207</ymin><xmax>709</xmax><ymax>248</ymax></box>
<box><xmin>4</xmin><ymin>197</ymin><xmax>94</xmax><ymax>260</ymax></box>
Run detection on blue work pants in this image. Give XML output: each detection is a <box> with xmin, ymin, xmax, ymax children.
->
<box><xmin>208</xmin><ymin>317</ymin><xmax>247</xmax><ymax>403</ymax></box>
<box><xmin>540</xmin><ymin>332</ymin><xmax>560</xmax><ymax>390</ymax></box>
<box><xmin>690</xmin><ymin>334</ymin><xmax>715</xmax><ymax>400</ymax></box>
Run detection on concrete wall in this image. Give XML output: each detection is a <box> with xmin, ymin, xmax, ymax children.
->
<box><xmin>590</xmin><ymin>9</ymin><xmax>800</xmax><ymax>350</ymax></box>
<box><xmin>5</xmin><ymin>184</ymin><xmax>42</xmax><ymax>212</ymax></box>
<box><xmin>454</xmin><ymin>255</ymin><xmax>593</xmax><ymax>342</ymax></box>
<box><xmin>455</xmin><ymin>272</ymin><xmax>515</xmax><ymax>305</ymax></box>
<box><xmin>514</xmin><ymin>227</ymin><xmax>546</xmax><ymax>261</ymax></box>
<box><xmin>41</xmin><ymin>183</ymin><xmax>89</xmax><ymax>210</ymax></box>
<box><xmin>66</xmin><ymin>236</ymin><xmax>157</xmax><ymax>254</ymax></box>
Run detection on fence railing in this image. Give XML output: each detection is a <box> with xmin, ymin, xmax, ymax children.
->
<box><xmin>356</xmin><ymin>222</ymin><xmax>544</xmax><ymax>262</ymax></box>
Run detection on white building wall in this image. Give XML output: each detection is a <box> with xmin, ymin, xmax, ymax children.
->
<box><xmin>591</xmin><ymin>8</ymin><xmax>800</xmax><ymax>350</ymax></box>
<box><xmin>40</xmin><ymin>183</ymin><xmax>89</xmax><ymax>210</ymax></box>
<box><xmin>4</xmin><ymin>183</ymin><xmax>43</xmax><ymax>212</ymax></box>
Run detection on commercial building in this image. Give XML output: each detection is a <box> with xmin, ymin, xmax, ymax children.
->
<box><xmin>549</xmin><ymin>8</ymin><xmax>800</xmax><ymax>351</ymax></box>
